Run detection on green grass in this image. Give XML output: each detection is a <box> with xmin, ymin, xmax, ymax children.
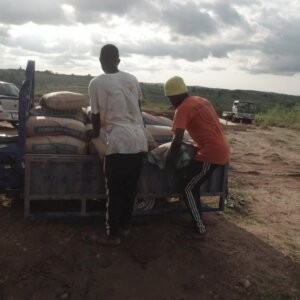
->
<box><xmin>1</xmin><ymin>67</ymin><xmax>300</xmax><ymax>124</ymax></box>
<box><xmin>255</xmin><ymin>104</ymin><xmax>300</xmax><ymax>129</ymax></box>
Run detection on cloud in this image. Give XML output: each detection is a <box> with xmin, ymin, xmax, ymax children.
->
<box><xmin>0</xmin><ymin>0</ymin><xmax>299</xmax><ymax>79</ymax></box>
<box><xmin>161</xmin><ymin>2</ymin><xmax>217</xmax><ymax>37</ymax></box>
<box><xmin>0</xmin><ymin>0</ymin><xmax>67</xmax><ymax>25</ymax></box>
<box><xmin>244</xmin><ymin>16</ymin><xmax>300</xmax><ymax>75</ymax></box>
<box><xmin>0</xmin><ymin>25</ymin><xmax>10</xmax><ymax>38</ymax></box>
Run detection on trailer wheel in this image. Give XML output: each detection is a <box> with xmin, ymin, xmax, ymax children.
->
<box><xmin>134</xmin><ymin>197</ymin><xmax>156</xmax><ymax>212</ymax></box>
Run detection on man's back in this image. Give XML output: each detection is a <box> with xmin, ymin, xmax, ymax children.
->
<box><xmin>172</xmin><ymin>96</ymin><xmax>230</xmax><ymax>164</ymax></box>
<box><xmin>89</xmin><ymin>71</ymin><xmax>147</xmax><ymax>155</ymax></box>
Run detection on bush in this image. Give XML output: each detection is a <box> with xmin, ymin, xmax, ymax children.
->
<box><xmin>255</xmin><ymin>104</ymin><xmax>300</xmax><ymax>129</ymax></box>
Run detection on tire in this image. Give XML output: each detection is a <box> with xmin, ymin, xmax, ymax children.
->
<box><xmin>232</xmin><ymin>116</ymin><xmax>239</xmax><ymax>123</ymax></box>
<box><xmin>134</xmin><ymin>197</ymin><xmax>156</xmax><ymax>212</ymax></box>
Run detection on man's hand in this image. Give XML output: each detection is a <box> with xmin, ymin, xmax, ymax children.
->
<box><xmin>86</xmin><ymin>112</ymin><xmax>101</xmax><ymax>141</ymax></box>
<box><xmin>86</xmin><ymin>129</ymin><xmax>99</xmax><ymax>141</ymax></box>
<box><xmin>165</xmin><ymin>128</ymin><xmax>185</xmax><ymax>170</ymax></box>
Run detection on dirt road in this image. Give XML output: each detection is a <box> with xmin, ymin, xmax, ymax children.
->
<box><xmin>0</xmin><ymin>123</ymin><xmax>299</xmax><ymax>299</ymax></box>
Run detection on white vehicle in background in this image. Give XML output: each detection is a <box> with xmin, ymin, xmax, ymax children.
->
<box><xmin>222</xmin><ymin>100</ymin><xmax>256</xmax><ymax>124</ymax></box>
<box><xmin>0</xmin><ymin>81</ymin><xmax>19</xmax><ymax>127</ymax></box>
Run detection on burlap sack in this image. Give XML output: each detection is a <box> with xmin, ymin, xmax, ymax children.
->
<box><xmin>26</xmin><ymin>136</ymin><xmax>87</xmax><ymax>154</ymax></box>
<box><xmin>40</xmin><ymin>91</ymin><xmax>89</xmax><ymax>110</ymax></box>
<box><xmin>142</xmin><ymin>111</ymin><xmax>172</xmax><ymax>126</ymax></box>
<box><xmin>156</xmin><ymin>116</ymin><xmax>173</xmax><ymax>126</ymax></box>
<box><xmin>30</xmin><ymin>106</ymin><xmax>88</xmax><ymax>123</ymax></box>
<box><xmin>147</xmin><ymin>142</ymin><xmax>196</xmax><ymax>169</ymax></box>
<box><xmin>26</xmin><ymin>116</ymin><xmax>86</xmax><ymax>140</ymax></box>
<box><xmin>144</xmin><ymin>127</ymin><xmax>158</xmax><ymax>150</ymax></box>
<box><xmin>86</xmin><ymin>124</ymin><xmax>107</xmax><ymax>159</ymax></box>
<box><xmin>145</xmin><ymin>125</ymin><xmax>192</xmax><ymax>144</ymax></box>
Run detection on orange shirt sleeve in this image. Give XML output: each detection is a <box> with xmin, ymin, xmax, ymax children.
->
<box><xmin>172</xmin><ymin>105</ymin><xmax>189</xmax><ymax>132</ymax></box>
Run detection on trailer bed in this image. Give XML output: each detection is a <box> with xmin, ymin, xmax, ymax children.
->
<box><xmin>24</xmin><ymin>154</ymin><xmax>228</xmax><ymax>218</ymax></box>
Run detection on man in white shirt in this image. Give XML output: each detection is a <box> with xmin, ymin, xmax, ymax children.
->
<box><xmin>88</xmin><ymin>44</ymin><xmax>148</xmax><ymax>245</ymax></box>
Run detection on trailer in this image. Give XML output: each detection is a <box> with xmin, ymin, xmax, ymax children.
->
<box><xmin>1</xmin><ymin>61</ymin><xmax>228</xmax><ymax>218</ymax></box>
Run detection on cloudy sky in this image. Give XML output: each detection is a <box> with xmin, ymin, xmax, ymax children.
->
<box><xmin>0</xmin><ymin>0</ymin><xmax>300</xmax><ymax>95</ymax></box>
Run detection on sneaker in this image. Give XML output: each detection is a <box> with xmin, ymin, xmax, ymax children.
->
<box><xmin>120</xmin><ymin>228</ymin><xmax>131</xmax><ymax>238</ymax></box>
<box><xmin>98</xmin><ymin>235</ymin><xmax>121</xmax><ymax>246</ymax></box>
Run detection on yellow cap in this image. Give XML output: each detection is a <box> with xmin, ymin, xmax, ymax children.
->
<box><xmin>164</xmin><ymin>76</ymin><xmax>188</xmax><ymax>96</ymax></box>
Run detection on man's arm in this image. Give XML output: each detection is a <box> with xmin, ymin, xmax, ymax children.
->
<box><xmin>165</xmin><ymin>128</ymin><xmax>185</xmax><ymax>169</ymax></box>
<box><xmin>91</xmin><ymin>113</ymin><xmax>100</xmax><ymax>135</ymax></box>
<box><xmin>87</xmin><ymin>80</ymin><xmax>101</xmax><ymax>140</ymax></box>
<box><xmin>85</xmin><ymin>112</ymin><xmax>101</xmax><ymax>140</ymax></box>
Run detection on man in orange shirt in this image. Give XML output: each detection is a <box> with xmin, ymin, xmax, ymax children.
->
<box><xmin>164</xmin><ymin>76</ymin><xmax>230</xmax><ymax>238</ymax></box>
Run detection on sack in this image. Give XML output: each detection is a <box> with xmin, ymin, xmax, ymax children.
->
<box><xmin>26</xmin><ymin>116</ymin><xmax>86</xmax><ymax>140</ymax></box>
<box><xmin>147</xmin><ymin>141</ymin><xmax>197</xmax><ymax>169</ymax></box>
<box><xmin>40</xmin><ymin>91</ymin><xmax>89</xmax><ymax>110</ymax></box>
<box><xmin>86</xmin><ymin>124</ymin><xmax>107</xmax><ymax>159</ymax></box>
<box><xmin>144</xmin><ymin>127</ymin><xmax>158</xmax><ymax>150</ymax></box>
<box><xmin>142</xmin><ymin>111</ymin><xmax>173</xmax><ymax>127</ymax></box>
<box><xmin>30</xmin><ymin>106</ymin><xmax>88</xmax><ymax>123</ymax></box>
<box><xmin>26</xmin><ymin>136</ymin><xmax>87</xmax><ymax>154</ymax></box>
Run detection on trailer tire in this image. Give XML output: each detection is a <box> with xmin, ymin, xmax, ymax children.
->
<box><xmin>134</xmin><ymin>197</ymin><xmax>156</xmax><ymax>212</ymax></box>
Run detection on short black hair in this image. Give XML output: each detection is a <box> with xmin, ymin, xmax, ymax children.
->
<box><xmin>100</xmin><ymin>44</ymin><xmax>119</xmax><ymax>62</ymax></box>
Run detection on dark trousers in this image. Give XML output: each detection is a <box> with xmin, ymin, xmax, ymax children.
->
<box><xmin>180</xmin><ymin>161</ymin><xmax>218</xmax><ymax>233</ymax></box>
<box><xmin>104</xmin><ymin>152</ymin><xmax>144</xmax><ymax>237</ymax></box>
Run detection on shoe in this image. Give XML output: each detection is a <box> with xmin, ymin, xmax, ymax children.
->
<box><xmin>98</xmin><ymin>235</ymin><xmax>121</xmax><ymax>246</ymax></box>
<box><xmin>120</xmin><ymin>228</ymin><xmax>131</xmax><ymax>238</ymax></box>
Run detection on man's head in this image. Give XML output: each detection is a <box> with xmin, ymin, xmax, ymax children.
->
<box><xmin>99</xmin><ymin>44</ymin><xmax>120</xmax><ymax>73</ymax></box>
<box><xmin>164</xmin><ymin>76</ymin><xmax>189</xmax><ymax>108</ymax></box>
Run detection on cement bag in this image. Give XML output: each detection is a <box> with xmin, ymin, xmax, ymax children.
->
<box><xmin>30</xmin><ymin>106</ymin><xmax>88</xmax><ymax>123</ymax></box>
<box><xmin>146</xmin><ymin>125</ymin><xmax>192</xmax><ymax>144</ymax></box>
<box><xmin>26</xmin><ymin>116</ymin><xmax>86</xmax><ymax>140</ymax></box>
<box><xmin>142</xmin><ymin>111</ymin><xmax>172</xmax><ymax>126</ymax></box>
<box><xmin>40</xmin><ymin>91</ymin><xmax>89</xmax><ymax>110</ymax></box>
<box><xmin>144</xmin><ymin>127</ymin><xmax>158</xmax><ymax>150</ymax></box>
<box><xmin>147</xmin><ymin>142</ymin><xmax>197</xmax><ymax>169</ymax></box>
<box><xmin>26</xmin><ymin>136</ymin><xmax>87</xmax><ymax>155</ymax></box>
<box><xmin>156</xmin><ymin>116</ymin><xmax>173</xmax><ymax>127</ymax></box>
<box><xmin>86</xmin><ymin>124</ymin><xmax>107</xmax><ymax>159</ymax></box>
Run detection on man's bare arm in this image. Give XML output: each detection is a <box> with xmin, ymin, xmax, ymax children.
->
<box><xmin>165</xmin><ymin>128</ymin><xmax>185</xmax><ymax>169</ymax></box>
<box><xmin>86</xmin><ymin>113</ymin><xmax>101</xmax><ymax>140</ymax></box>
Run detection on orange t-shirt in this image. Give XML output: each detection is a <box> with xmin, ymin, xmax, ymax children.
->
<box><xmin>172</xmin><ymin>96</ymin><xmax>230</xmax><ymax>164</ymax></box>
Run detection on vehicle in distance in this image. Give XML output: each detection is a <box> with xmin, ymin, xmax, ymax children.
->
<box><xmin>0</xmin><ymin>81</ymin><xmax>19</xmax><ymax>127</ymax></box>
<box><xmin>222</xmin><ymin>100</ymin><xmax>256</xmax><ymax>124</ymax></box>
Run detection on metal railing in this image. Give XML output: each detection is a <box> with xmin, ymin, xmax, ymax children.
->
<box><xmin>18</xmin><ymin>60</ymin><xmax>35</xmax><ymax>160</ymax></box>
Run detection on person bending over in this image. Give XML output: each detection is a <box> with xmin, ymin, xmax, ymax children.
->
<box><xmin>164</xmin><ymin>76</ymin><xmax>230</xmax><ymax>238</ymax></box>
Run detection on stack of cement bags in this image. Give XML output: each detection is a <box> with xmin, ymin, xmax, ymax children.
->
<box><xmin>26</xmin><ymin>91</ymin><xmax>89</xmax><ymax>155</ymax></box>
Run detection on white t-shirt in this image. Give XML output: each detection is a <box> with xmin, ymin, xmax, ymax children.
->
<box><xmin>88</xmin><ymin>71</ymin><xmax>148</xmax><ymax>155</ymax></box>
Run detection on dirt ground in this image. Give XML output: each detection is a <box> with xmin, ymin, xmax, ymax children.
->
<box><xmin>0</xmin><ymin>120</ymin><xmax>299</xmax><ymax>300</ymax></box>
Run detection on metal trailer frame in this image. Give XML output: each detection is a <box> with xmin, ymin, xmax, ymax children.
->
<box><xmin>19</xmin><ymin>61</ymin><xmax>228</xmax><ymax>219</ymax></box>
<box><xmin>24</xmin><ymin>154</ymin><xmax>228</xmax><ymax>218</ymax></box>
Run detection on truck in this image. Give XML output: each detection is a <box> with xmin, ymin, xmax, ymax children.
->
<box><xmin>0</xmin><ymin>81</ymin><xmax>20</xmax><ymax>128</ymax></box>
<box><xmin>0</xmin><ymin>61</ymin><xmax>228</xmax><ymax>218</ymax></box>
<box><xmin>222</xmin><ymin>100</ymin><xmax>256</xmax><ymax>124</ymax></box>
